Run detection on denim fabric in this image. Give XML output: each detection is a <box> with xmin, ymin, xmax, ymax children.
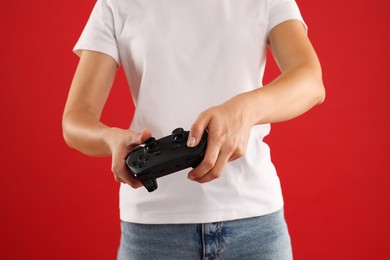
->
<box><xmin>117</xmin><ymin>209</ymin><xmax>292</xmax><ymax>260</ymax></box>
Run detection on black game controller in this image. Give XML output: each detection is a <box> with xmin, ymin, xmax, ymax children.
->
<box><xmin>125</xmin><ymin>128</ymin><xmax>208</xmax><ymax>192</ymax></box>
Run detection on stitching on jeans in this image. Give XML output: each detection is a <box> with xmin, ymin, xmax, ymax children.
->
<box><xmin>201</xmin><ymin>223</ymin><xmax>206</xmax><ymax>260</ymax></box>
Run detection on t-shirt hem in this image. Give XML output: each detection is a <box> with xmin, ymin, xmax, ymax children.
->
<box><xmin>119</xmin><ymin>203</ymin><xmax>284</xmax><ymax>224</ymax></box>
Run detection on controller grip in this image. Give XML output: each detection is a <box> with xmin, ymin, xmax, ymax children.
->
<box><xmin>142</xmin><ymin>178</ymin><xmax>158</xmax><ymax>192</ymax></box>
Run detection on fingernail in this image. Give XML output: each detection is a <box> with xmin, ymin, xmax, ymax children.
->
<box><xmin>187</xmin><ymin>136</ymin><xmax>196</xmax><ymax>147</ymax></box>
<box><xmin>188</xmin><ymin>174</ymin><xmax>196</xmax><ymax>180</ymax></box>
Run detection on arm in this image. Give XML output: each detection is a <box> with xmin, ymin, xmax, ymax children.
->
<box><xmin>187</xmin><ymin>20</ymin><xmax>325</xmax><ymax>183</ymax></box>
<box><xmin>62</xmin><ymin>50</ymin><xmax>151</xmax><ymax>187</ymax></box>
<box><xmin>247</xmin><ymin>20</ymin><xmax>325</xmax><ymax>124</ymax></box>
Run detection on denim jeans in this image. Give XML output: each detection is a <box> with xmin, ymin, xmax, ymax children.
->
<box><xmin>117</xmin><ymin>209</ymin><xmax>292</xmax><ymax>260</ymax></box>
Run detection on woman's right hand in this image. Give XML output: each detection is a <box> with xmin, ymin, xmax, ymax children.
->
<box><xmin>106</xmin><ymin>128</ymin><xmax>152</xmax><ymax>188</ymax></box>
<box><xmin>62</xmin><ymin>50</ymin><xmax>152</xmax><ymax>189</ymax></box>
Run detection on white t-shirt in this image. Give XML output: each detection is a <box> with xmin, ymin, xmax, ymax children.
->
<box><xmin>74</xmin><ymin>0</ymin><xmax>305</xmax><ymax>224</ymax></box>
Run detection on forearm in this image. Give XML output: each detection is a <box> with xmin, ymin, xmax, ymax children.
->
<box><xmin>244</xmin><ymin>63</ymin><xmax>325</xmax><ymax>126</ymax></box>
<box><xmin>187</xmin><ymin>20</ymin><xmax>325</xmax><ymax>182</ymax></box>
<box><xmin>62</xmin><ymin>51</ymin><xmax>122</xmax><ymax>157</ymax></box>
<box><xmin>62</xmin><ymin>110</ymin><xmax>114</xmax><ymax>157</ymax></box>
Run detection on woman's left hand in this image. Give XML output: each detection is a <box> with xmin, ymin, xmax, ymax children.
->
<box><xmin>187</xmin><ymin>93</ymin><xmax>255</xmax><ymax>183</ymax></box>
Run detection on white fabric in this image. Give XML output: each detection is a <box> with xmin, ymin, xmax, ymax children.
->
<box><xmin>74</xmin><ymin>0</ymin><xmax>305</xmax><ymax>224</ymax></box>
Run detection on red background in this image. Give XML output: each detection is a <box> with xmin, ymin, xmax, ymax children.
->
<box><xmin>1</xmin><ymin>1</ymin><xmax>389</xmax><ymax>259</ymax></box>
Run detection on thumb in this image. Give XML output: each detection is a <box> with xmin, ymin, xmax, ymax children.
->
<box><xmin>138</xmin><ymin>129</ymin><xmax>152</xmax><ymax>144</ymax></box>
<box><xmin>128</xmin><ymin>128</ymin><xmax>152</xmax><ymax>146</ymax></box>
<box><xmin>188</xmin><ymin>112</ymin><xmax>210</xmax><ymax>147</ymax></box>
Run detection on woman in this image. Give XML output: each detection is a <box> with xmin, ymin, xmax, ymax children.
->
<box><xmin>63</xmin><ymin>0</ymin><xmax>325</xmax><ymax>259</ymax></box>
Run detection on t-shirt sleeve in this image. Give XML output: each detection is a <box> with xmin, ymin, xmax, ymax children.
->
<box><xmin>267</xmin><ymin>0</ymin><xmax>307</xmax><ymax>35</ymax></box>
<box><xmin>73</xmin><ymin>0</ymin><xmax>120</xmax><ymax>65</ymax></box>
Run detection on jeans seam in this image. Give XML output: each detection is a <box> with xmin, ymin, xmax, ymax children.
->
<box><xmin>201</xmin><ymin>223</ymin><xmax>206</xmax><ymax>260</ymax></box>
<box><xmin>216</xmin><ymin>222</ymin><xmax>222</xmax><ymax>257</ymax></box>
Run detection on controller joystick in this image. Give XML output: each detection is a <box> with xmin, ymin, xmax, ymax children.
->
<box><xmin>144</xmin><ymin>137</ymin><xmax>159</xmax><ymax>153</ymax></box>
<box><xmin>125</xmin><ymin>128</ymin><xmax>208</xmax><ymax>192</ymax></box>
<box><xmin>172</xmin><ymin>128</ymin><xmax>185</xmax><ymax>143</ymax></box>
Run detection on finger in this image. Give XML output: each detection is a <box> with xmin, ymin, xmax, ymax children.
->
<box><xmin>192</xmin><ymin>147</ymin><xmax>231</xmax><ymax>183</ymax></box>
<box><xmin>188</xmin><ymin>111</ymin><xmax>211</xmax><ymax>147</ymax></box>
<box><xmin>128</xmin><ymin>129</ymin><xmax>152</xmax><ymax>149</ymax></box>
<box><xmin>112</xmin><ymin>174</ymin><xmax>124</xmax><ymax>182</ymax></box>
<box><xmin>139</xmin><ymin>129</ymin><xmax>152</xmax><ymax>143</ymax></box>
<box><xmin>127</xmin><ymin>178</ymin><xmax>144</xmax><ymax>189</ymax></box>
<box><xmin>114</xmin><ymin>170</ymin><xmax>143</xmax><ymax>188</ymax></box>
<box><xmin>113</xmin><ymin>174</ymin><xmax>125</xmax><ymax>183</ymax></box>
<box><xmin>188</xmin><ymin>137</ymin><xmax>222</xmax><ymax>180</ymax></box>
<box><xmin>112</xmin><ymin>160</ymin><xmax>143</xmax><ymax>188</ymax></box>
<box><xmin>228</xmin><ymin>146</ymin><xmax>245</xmax><ymax>162</ymax></box>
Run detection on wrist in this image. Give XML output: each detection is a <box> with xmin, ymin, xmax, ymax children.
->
<box><xmin>102</xmin><ymin>127</ymin><xmax>123</xmax><ymax>156</ymax></box>
<box><xmin>232</xmin><ymin>91</ymin><xmax>265</xmax><ymax>127</ymax></box>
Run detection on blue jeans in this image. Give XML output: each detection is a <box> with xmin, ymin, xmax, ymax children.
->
<box><xmin>117</xmin><ymin>209</ymin><xmax>292</xmax><ymax>260</ymax></box>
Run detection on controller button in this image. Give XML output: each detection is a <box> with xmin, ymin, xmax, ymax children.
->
<box><xmin>131</xmin><ymin>161</ymin><xmax>138</xmax><ymax>167</ymax></box>
<box><xmin>172</xmin><ymin>128</ymin><xmax>185</xmax><ymax>143</ymax></box>
<box><xmin>172</xmin><ymin>127</ymin><xmax>184</xmax><ymax>135</ymax></box>
<box><xmin>173</xmin><ymin>144</ymin><xmax>181</xmax><ymax>149</ymax></box>
<box><xmin>138</xmin><ymin>154</ymin><xmax>151</xmax><ymax>161</ymax></box>
<box><xmin>144</xmin><ymin>137</ymin><xmax>159</xmax><ymax>153</ymax></box>
<box><xmin>130</xmin><ymin>160</ymin><xmax>145</xmax><ymax>169</ymax></box>
<box><xmin>145</xmin><ymin>137</ymin><xmax>156</xmax><ymax>145</ymax></box>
